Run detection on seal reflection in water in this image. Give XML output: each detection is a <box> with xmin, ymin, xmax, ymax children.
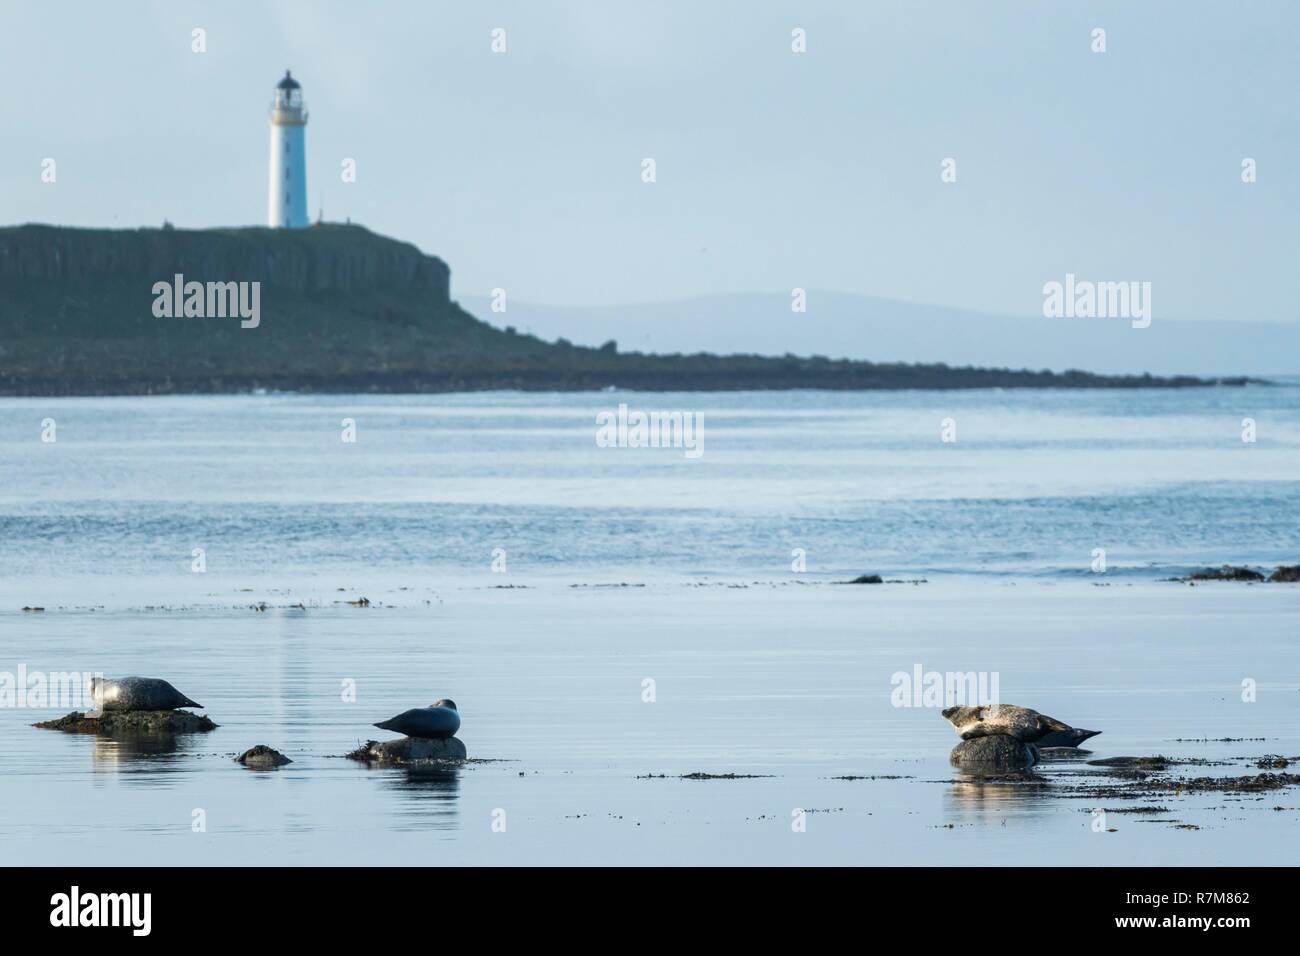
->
<box><xmin>947</xmin><ymin>774</ymin><xmax>1054</xmax><ymax>816</ymax></box>
<box><xmin>89</xmin><ymin>677</ymin><xmax>203</xmax><ymax>713</ymax></box>
<box><xmin>374</xmin><ymin>699</ymin><xmax>460</xmax><ymax>739</ymax></box>
<box><xmin>941</xmin><ymin>704</ymin><xmax>1071</xmax><ymax>743</ymax></box>
<box><xmin>92</xmin><ymin>731</ymin><xmax>183</xmax><ymax>765</ymax></box>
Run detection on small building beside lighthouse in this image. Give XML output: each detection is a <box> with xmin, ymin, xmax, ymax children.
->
<box><xmin>267</xmin><ymin>70</ymin><xmax>308</xmax><ymax>228</ymax></box>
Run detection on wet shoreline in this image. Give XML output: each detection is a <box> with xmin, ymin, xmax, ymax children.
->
<box><xmin>3</xmin><ymin>581</ymin><xmax>1297</xmax><ymax>864</ymax></box>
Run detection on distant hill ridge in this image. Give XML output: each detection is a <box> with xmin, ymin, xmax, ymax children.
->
<box><xmin>463</xmin><ymin>292</ymin><xmax>1300</xmax><ymax>379</ymax></box>
<box><xmin>0</xmin><ymin>223</ymin><xmax>1252</xmax><ymax>395</ymax></box>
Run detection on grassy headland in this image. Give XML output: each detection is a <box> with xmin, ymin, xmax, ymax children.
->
<box><xmin>0</xmin><ymin>223</ymin><xmax>1252</xmax><ymax>395</ymax></box>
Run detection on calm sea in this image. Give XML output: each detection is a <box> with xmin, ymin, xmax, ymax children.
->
<box><xmin>1</xmin><ymin>386</ymin><xmax>1297</xmax><ymax>864</ymax></box>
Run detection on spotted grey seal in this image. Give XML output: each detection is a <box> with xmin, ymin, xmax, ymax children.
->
<box><xmin>89</xmin><ymin>677</ymin><xmax>203</xmax><ymax>713</ymax></box>
<box><xmin>941</xmin><ymin>704</ymin><xmax>1071</xmax><ymax>743</ymax></box>
<box><xmin>373</xmin><ymin>699</ymin><xmax>460</xmax><ymax>739</ymax></box>
<box><xmin>1036</xmin><ymin>726</ymin><xmax>1102</xmax><ymax>749</ymax></box>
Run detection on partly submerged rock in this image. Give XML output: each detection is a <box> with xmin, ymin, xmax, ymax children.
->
<box><xmin>236</xmin><ymin>745</ymin><xmax>291</xmax><ymax>768</ymax></box>
<box><xmin>1088</xmin><ymin>755</ymin><xmax>1172</xmax><ymax>769</ymax></box>
<box><xmin>1269</xmin><ymin>565</ymin><xmax>1300</xmax><ymax>583</ymax></box>
<box><xmin>34</xmin><ymin>710</ymin><xmax>217</xmax><ymax>735</ymax></box>
<box><xmin>842</xmin><ymin>574</ymin><xmax>884</xmax><ymax>585</ymax></box>
<box><xmin>1182</xmin><ymin>565</ymin><xmax>1266</xmax><ymax>582</ymax></box>
<box><xmin>950</xmin><ymin>734</ymin><xmax>1038</xmax><ymax>770</ymax></box>
<box><xmin>345</xmin><ymin>736</ymin><xmax>467</xmax><ymax>765</ymax></box>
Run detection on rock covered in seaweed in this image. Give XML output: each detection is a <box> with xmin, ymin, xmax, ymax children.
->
<box><xmin>34</xmin><ymin>710</ymin><xmax>217</xmax><ymax>735</ymax></box>
<box><xmin>345</xmin><ymin>736</ymin><xmax>467</xmax><ymax>765</ymax></box>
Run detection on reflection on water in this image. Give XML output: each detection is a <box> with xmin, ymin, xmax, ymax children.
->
<box><xmin>1037</xmin><ymin>748</ymin><xmax>1096</xmax><ymax>763</ymax></box>
<box><xmin>374</xmin><ymin>765</ymin><xmax>461</xmax><ymax>830</ymax></box>
<box><xmin>91</xmin><ymin>732</ymin><xmax>184</xmax><ymax>763</ymax></box>
<box><xmin>944</xmin><ymin>751</ymin><xmax>1145</xmax><ymax>826</ymax></box>
<box><xmin>945</xmin><ymin>771</ymin><xmax>1054</xmax><ymax>820</ymax></box>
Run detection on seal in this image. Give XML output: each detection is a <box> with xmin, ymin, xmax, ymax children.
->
<box><xmin>941</xmin><ymin>704</ymin><xmax>1071</xmax><ymax>743</ymax></box>
<box><xmin>1036</xmin><ymin>726</ymin><xmax>1101</xmax><ymax>749</ymax></box>
<box><xmin>89</xmin><ymin>676</ymin><xmax>203</xmax><ymax>713</ymax></box>
<box><xmin>373</xmin><ymin>699</ymin><xmax>460</xmax><ymax>739</ymax></box>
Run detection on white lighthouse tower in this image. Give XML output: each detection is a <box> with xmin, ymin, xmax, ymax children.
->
<box><xmin>267</xmin><ymin>70</ymin><xmax>308</xmax><ymax>228</ymax></box>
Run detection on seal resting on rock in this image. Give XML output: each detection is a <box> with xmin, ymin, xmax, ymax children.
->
<box><xmin>90</xmin><ymin>676</ymin><xmax>202</xmax><ymax>713</ymax></box>
<box><xmin>1035</xmin><ymin>726</ymin><xmax>1102</xmax><ymax>749</ymax></box>
<box><xmin>950</xmin><ymin>735</ymin><xmax>1039</xmax><ymax>770</ymax></box>
<box><xmin>374</xmin><ymin>699</ymin><xmax>460</xmax><ymax>739</ymax></box>
<box><xmin>941</xmin><ymin>704</ymin><xmax>1071</xmax><ymax>743</ymax></box>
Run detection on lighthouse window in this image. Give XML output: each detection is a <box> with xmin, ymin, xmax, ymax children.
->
<box><xmin>285</xmin><ymin>166</ymin><xmax>291</xmax><ymax>179</ymax></box>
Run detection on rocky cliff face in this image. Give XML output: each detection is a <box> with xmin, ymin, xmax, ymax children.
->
<box><xmin>0</xmin><ymin>223</ymin><xmax>1246</xmax><ymax>395</ymax></box>
<box><xmin>0</xmin><ymin>223</ymin><xmax>450</xmax><ymax>301</ymax></box>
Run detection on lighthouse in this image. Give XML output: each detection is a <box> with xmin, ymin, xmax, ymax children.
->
<box><xmin>267</xmin><ymin>70</ymin><xmax>308</xmax><ymax>228</ymax></box>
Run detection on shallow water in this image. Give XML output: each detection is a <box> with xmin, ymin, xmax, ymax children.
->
<box><xmin>1</xmin><ymin>389</ymin><xmax>1298</xmax><ymax>864</ymax></box>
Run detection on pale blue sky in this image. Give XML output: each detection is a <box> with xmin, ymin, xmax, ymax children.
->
<box><xmin>2</xmin><ymin>1</ymin><xmax>1295</xmax><ymax>319</ymax></box>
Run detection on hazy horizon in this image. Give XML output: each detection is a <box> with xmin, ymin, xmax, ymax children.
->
<box><xmin>2</xmin><ymin>1</ymin><xmax>1296</xmax><ymax>322</ymax></box>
